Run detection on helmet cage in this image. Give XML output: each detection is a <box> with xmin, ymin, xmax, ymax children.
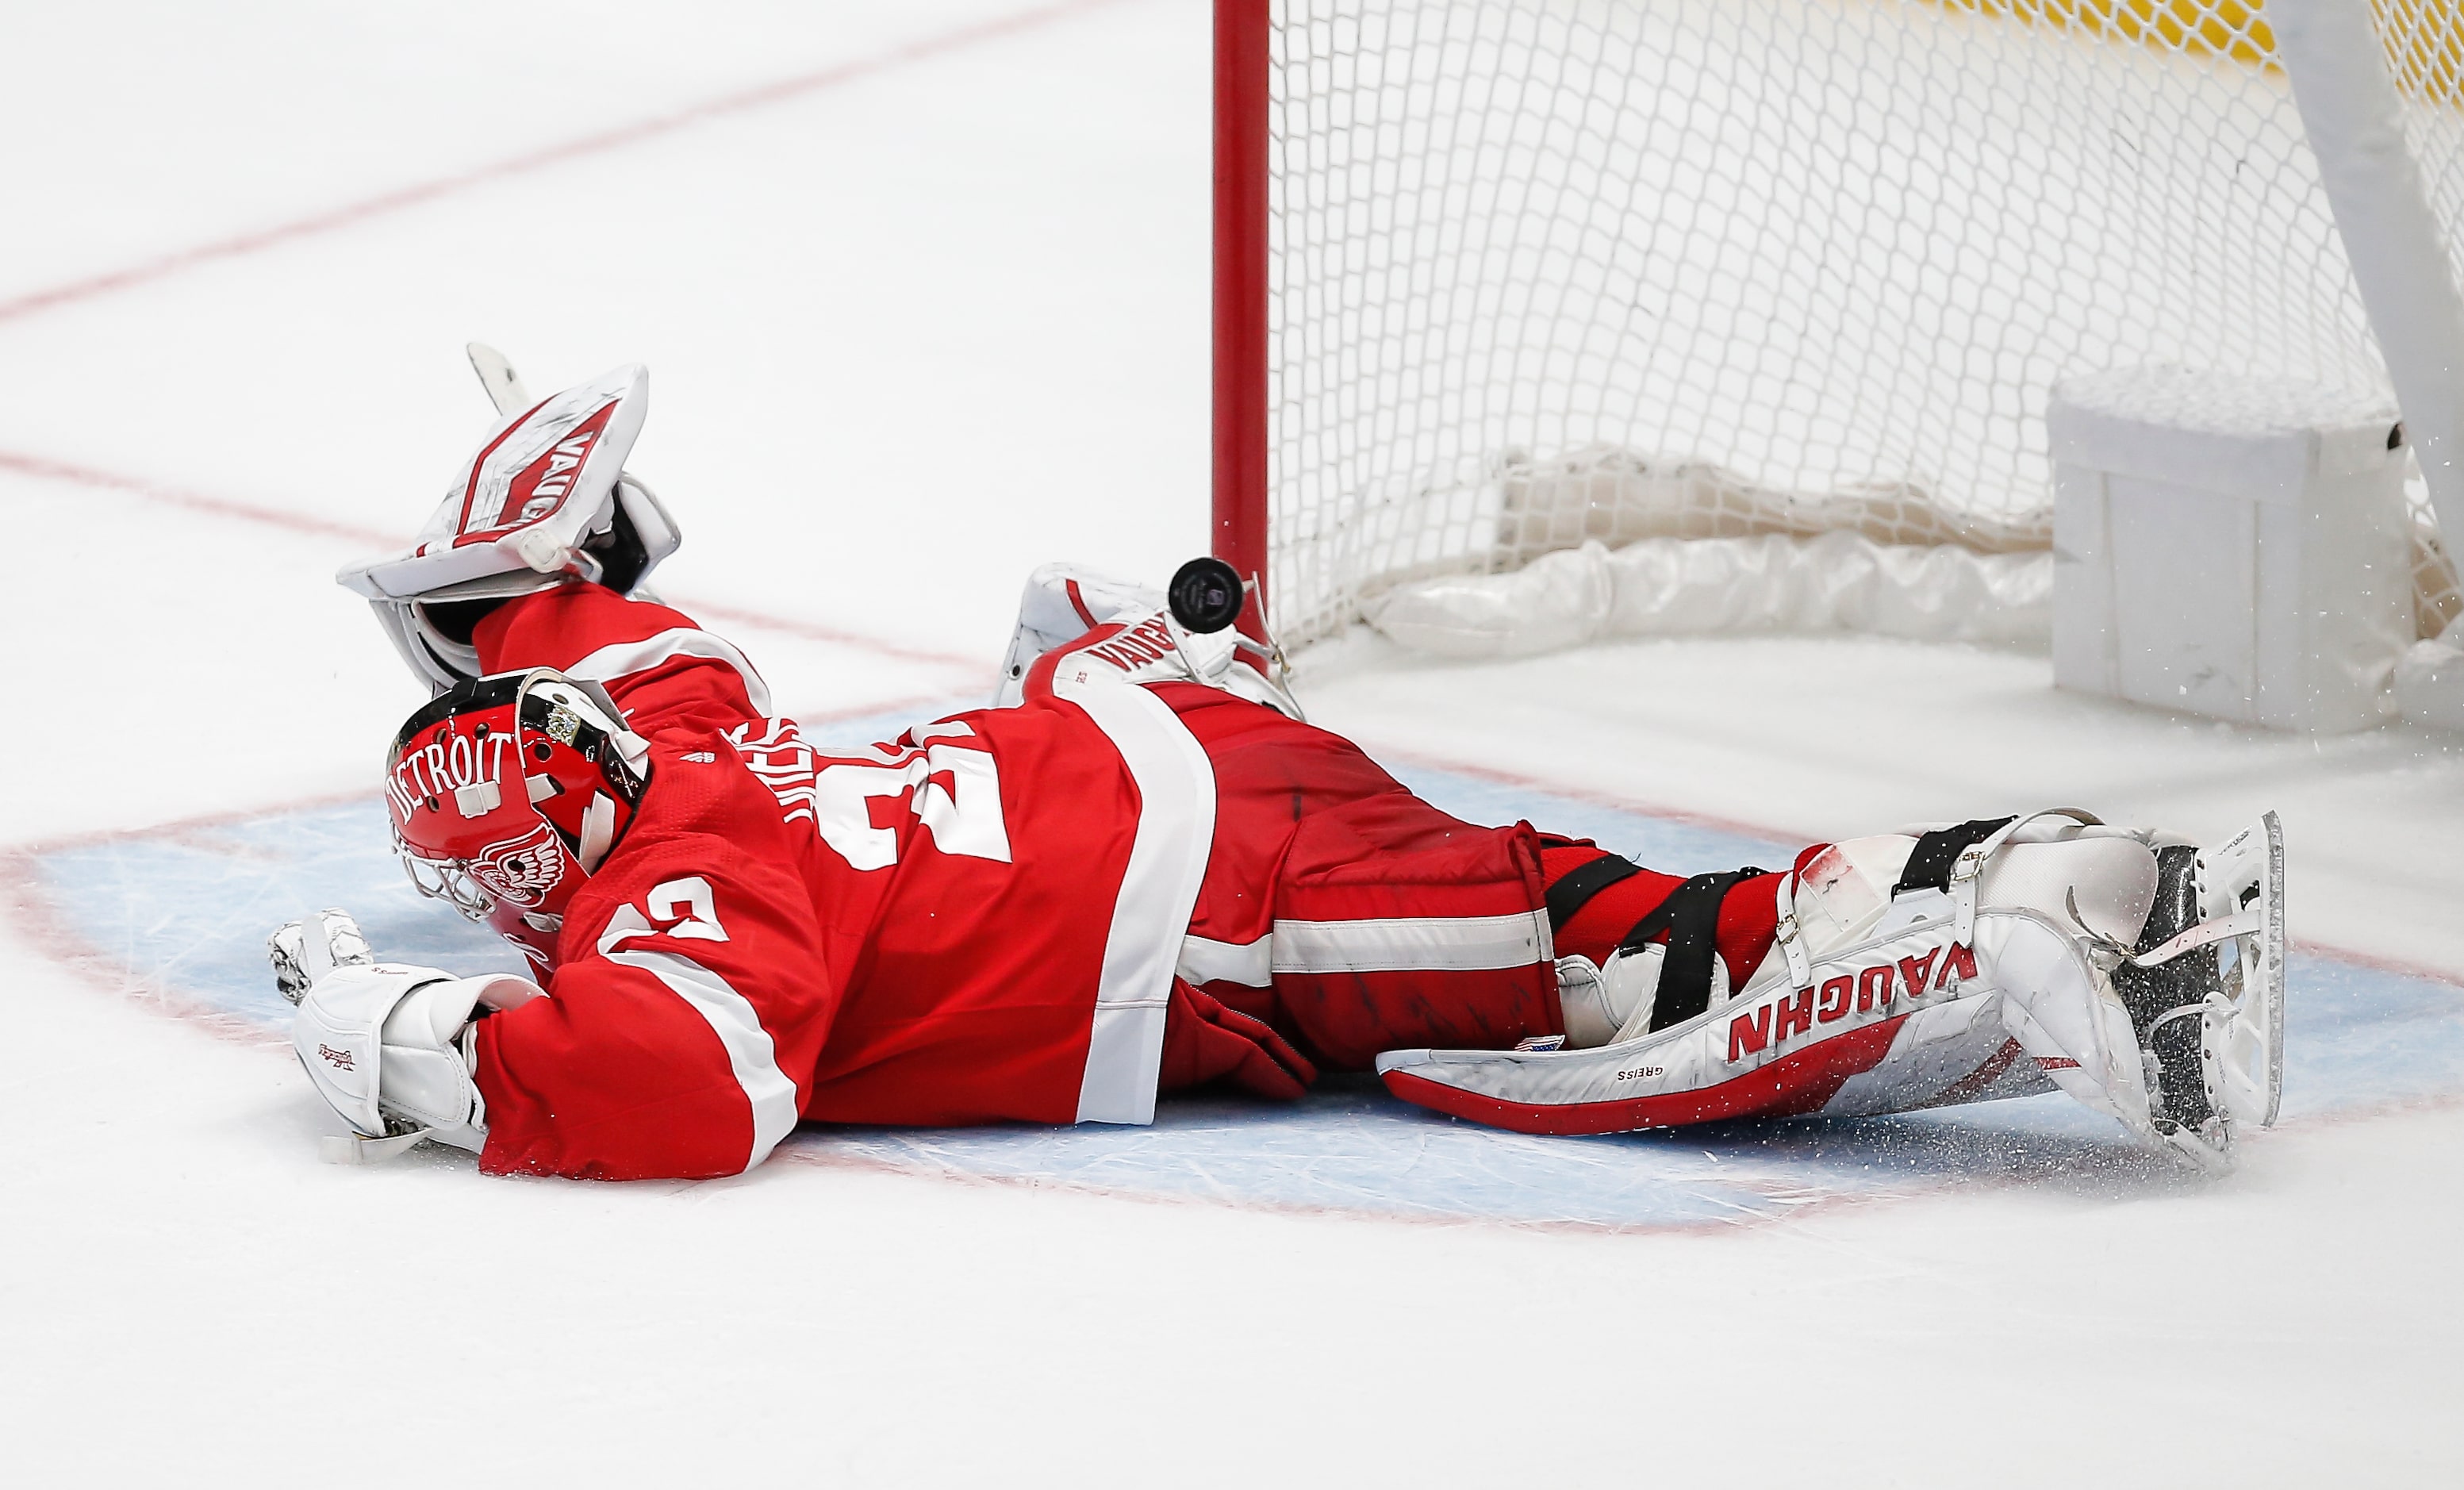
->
<box><xmin>398</xmin><ymin>849</ymin><xmax>497</xmax><ymax>923</ymax></box>
<box><xmin>386</xmin><ymin>669</ymin><xmax>651</xmax><ymax>921</ymax></box>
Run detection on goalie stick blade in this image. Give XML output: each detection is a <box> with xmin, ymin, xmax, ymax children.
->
<box><xmin>466</xmin><ymin>341</ymin><xmax>533</xmax><ymax>417</ymax></box>
<box><xmin>2197</xmin><ymin>809</ymin><xmax>2286</xmax><ymax>1130</ymax></box>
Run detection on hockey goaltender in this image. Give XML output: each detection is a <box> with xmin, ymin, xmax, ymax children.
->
<box><xmin>275</xmin><ymin>363</ymin><xmax>2286</xmax><ymax>1181</ymax></box>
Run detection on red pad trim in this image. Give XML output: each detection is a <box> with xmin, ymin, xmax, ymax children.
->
<box><xmin>1063</xmin><ymin>578</ymin><xmax>1100</xmax><ymax>630</ymax></box>
<box><xmin>451</xmin><ymin>397</ymin><xmax>553</xmax><ymax>543</ymax></box>
<box><xmin>1380</xmin><ymin>1016</ymin><xmax>1908</xmax><ymax>1136</ymax></box>
<box><xmin>1923</xmin><ymin>1036</ymin><xmax>2027</xmax><ymax>1108</ymax></box>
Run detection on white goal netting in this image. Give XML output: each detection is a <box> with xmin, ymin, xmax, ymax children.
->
<box><xmin>1262</xmin><ymin>0</ymin><xmax>2464</xmax><ymax>647</ymax></box>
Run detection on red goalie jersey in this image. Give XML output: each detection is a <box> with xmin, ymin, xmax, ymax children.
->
<box><xmin>465</xmin><ymin>584</ymin><xmax>1563</xmax><ymax>1180</ymax></box>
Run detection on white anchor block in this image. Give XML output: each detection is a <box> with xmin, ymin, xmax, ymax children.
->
<box><xmin>2050</xmin><ymin>365</ymin><xmax>2413</xmax><ymax>734</ymax></box>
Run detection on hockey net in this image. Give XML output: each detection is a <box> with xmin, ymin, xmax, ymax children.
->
<box><xmin>1251</xmin><ymin>0</ymin><xmax>2464</xmax><ymax>649</ymax></box>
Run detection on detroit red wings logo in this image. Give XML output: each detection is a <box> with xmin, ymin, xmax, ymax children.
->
<box><xmin>466</xmin><ymin>822</ymin><xmax>570</xmax><ymax>906</ymax></box>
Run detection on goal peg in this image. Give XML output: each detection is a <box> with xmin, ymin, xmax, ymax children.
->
<box><xmin>1169</xmin><ymin>556</ymin><xmax>1246</xmax><ymax>635</ymax></box>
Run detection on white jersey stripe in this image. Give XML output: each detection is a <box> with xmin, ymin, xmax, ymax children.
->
<box><xmin>1178</xmin><ymin>933</ymin><xmax>1274</xmax><ymax>989</ymax></box>
<box><xmin>568</xmin><ymin>627</ymin><xmax>774</xmax><ymax>715</ymax></box>
<box><xmin>1176</xmin><ymin>912</ymin><xmax>1552</xmax><ymax>989</ymax></box>
<box><xmin>1272</xmin><ymin>912</ymin><xmax>1552</xmax><ymax>974</ymax></box>
<box><xmin>603</xmin><ymin>945</ymin><xmax>801</xmax><ymax>1172</ymax></box>
<box><xmin>1053</xmin><ymin>661</ymin><xmax>1218</xmax><ymax>1126</ymax></box>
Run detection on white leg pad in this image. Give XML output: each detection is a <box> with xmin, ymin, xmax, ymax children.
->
<box><xmin>1379</xmin><ymin>808</ymin><xmax>2253</xmax><ymax>1163</ymax></box>
<box><xmin>1978</xmin><ymin>909</ymin><xmax>2156</xmax><ymax>1139</ymax></box>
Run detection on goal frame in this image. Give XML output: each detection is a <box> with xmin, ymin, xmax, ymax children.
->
<box><xmin>1212</xmin><ymin>0</ymin><xmax>1272</xmax><ymax>640</ymax></box>
<box><xmin>1209</xmin><ymin>0</ymin><xmax>2464</xmax><ymax>653</ymax></box>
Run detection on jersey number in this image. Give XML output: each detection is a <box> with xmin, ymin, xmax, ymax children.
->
<box><xmin>812</xmin><ymin>741</ymin><xmax>1013</xmax><ymax>872</ymax></box>
<box><xmin>646</xmin><ymin>877</ymin><xmax>727</xmax><ymax>940</ymax></box>
<box><xmin>597</xmin><ymin>876</ymin><xmax>729</xmax><ymax>954</ymax></box>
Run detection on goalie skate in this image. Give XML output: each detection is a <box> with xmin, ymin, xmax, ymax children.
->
<box><xmin>2201</xmin><ymin>811</ymin><xmax>2287</xmax><ymax>1131</ymax></box>
<box><xmin>2113</xmin><ymin>812</ymin><xmax>2286</xmax><ymax>1166</ymax></box>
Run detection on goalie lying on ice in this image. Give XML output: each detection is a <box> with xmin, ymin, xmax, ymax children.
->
<box><xmin>281</xmin><ymin>363</ymin><xmax>2286</xmax><ymax>1181</ymax></box>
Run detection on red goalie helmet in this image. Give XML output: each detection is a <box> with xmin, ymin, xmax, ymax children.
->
<box><xmin>386</xmin><ymin>669</ymin><xmax>651</xmax><ymax>930</ymax></box>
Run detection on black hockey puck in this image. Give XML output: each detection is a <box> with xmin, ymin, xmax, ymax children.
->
<box><xmin>1169</xmin><ymin>556</ymin><xmax>1246</xmax><ymax>635</ymax></box>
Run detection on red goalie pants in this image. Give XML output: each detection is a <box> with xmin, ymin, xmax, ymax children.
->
<box><xmin>1151</xmin><ymin>686</ymin><xmax>1787</xmax><ymax>1101</ymax></box>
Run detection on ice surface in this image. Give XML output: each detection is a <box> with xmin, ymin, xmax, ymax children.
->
<box><xmin>3</xmin><ymin>2</ymin><xmax>2461</xmax><ymax>1484</ymax></box>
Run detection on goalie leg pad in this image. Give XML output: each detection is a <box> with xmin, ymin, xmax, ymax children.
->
<box><xmin>1377</xmin><ymin>908</ymin><xmax>1992</xmax><ymax>1135</ymax></box>
<box><xmin>1379</xmin><ymin>808</ymin><xmax>2282</xmax><ymax>1166</ymax></box>
<box><xmin>1978</xmin><ymin>908</ymin><xmax>2156</xmax><ymax>1138</ymax></box>
<box><xmin>1538</xmin><ymin>844</ymin><xmax>1782</xmax><ymax>1046</ymax></box>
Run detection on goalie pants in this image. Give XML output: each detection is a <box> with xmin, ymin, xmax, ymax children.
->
<box><xmin>1152</xmin><ymin>685</ymin><xmax>1787</xmax><ymax>1100</ymax></box>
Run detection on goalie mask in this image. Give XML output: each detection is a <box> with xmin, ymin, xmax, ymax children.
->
<box><xmin>386</xmin><ymin>669</ymin><xmax>651</xmax><ymax>927</ymax></box>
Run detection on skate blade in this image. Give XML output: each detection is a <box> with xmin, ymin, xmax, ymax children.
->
<box><xmin>2196</xmin><ymin>810</ymin><xmax>2286</xmax><ymax>1130</ymax></box>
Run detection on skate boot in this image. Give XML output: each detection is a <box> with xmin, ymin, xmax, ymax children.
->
<box><xmin>2108</xmin><ymin>815</ymin><xmax>2286</xmax><ymax>1168</ymax></box>
<box><xmin>2115</xmin><ymin>846</ymin><xmax>2228</xmax><ymax>1159</ymax></box>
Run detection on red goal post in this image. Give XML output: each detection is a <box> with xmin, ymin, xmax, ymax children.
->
<box><xmin>1214</xmin><ymin>0</ymin><xmax>1272</xmax><ymax>642</ymax></box>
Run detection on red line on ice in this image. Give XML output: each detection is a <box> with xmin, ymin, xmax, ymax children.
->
<box><xmin>766</xmin><ymin>1140</ymin><xmax>1913</xmax><ymax>1238</ymax></box>
<box><xmin>0</xmin><ymin>447</ymin><xmax>988</xmax><ymax>674</ymax></box>
<box><xmin>0</xmin><ymin>834</ymin><xmax>318</xmax><ymax>1050</ymax></box>
<box><xmin>0</xmin><ymin>0</ymin><xmax>1133</xmax><ymax>326</ymax></box>
<box><xmin>0</xmin><ymin>449</ymin><xmax>397</xmax><ymax>547</ymax></box>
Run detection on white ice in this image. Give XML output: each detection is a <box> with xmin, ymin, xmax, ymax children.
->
<box><xmin>2</xmin><ymin>2</ymin><xmax>2460</xmax><ymax>1484</ymax></box>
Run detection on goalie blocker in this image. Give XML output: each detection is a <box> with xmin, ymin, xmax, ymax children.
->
<box><xmin>1379</xmin><ymin>809</ymin><xmax>2284</xmax><ymax>1169</ymax></box>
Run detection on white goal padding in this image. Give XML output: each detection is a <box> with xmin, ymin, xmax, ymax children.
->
<box><xmin>1363</xmin><ymin>532</ymin><xmax>2051</xmax><ymax>659</ymax></box>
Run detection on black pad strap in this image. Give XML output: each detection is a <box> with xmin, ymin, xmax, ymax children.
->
<box><xmin>1619</xmin><ymin>868</ymin><xmax>1766</xmax><ymax>1031</ymax></box>
<box><xmin>1545</xmin><ymin>854</ymin><xmax>1643</xmax><ymax>932</ymax></box>
<box><xmin>1892</xmin><ymin>816</ymin><xmax>2016</xmax><ymax>898</ymax></box>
